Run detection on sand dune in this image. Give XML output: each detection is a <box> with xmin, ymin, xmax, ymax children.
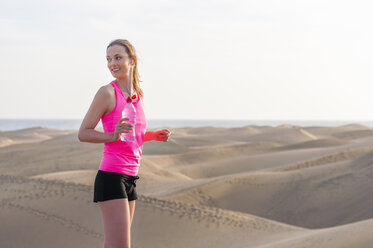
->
<box><xmin>30</xmin><ymin>169</ymin><xmax>98</xmax><ymax>185</ymax></box>
<box><xmin>0</xmin><ymin>174</ymin><xmax>305</xmax><ymax>248</ymax></box>
<box><xmin>143</xmin><ymin>141</ymin><xmax>281</xmax><ymax>170</ymax></box>
<box><xmin>239</xmin><ymin>126</ymin><xmax>319</xmax><ymax>145</ymax></box>
<box><xmin>258</xmin><ymin>217</ymin><xmax>373</xmax><ymax>248</ymax></box>
<box><xmin>1</xmin><ymin>124</ymin><xmax>373</xmax><ymax>247</ymax></box>
<box><xmin>166</xmin><ymin>149</ymin><xmax>373</xmax><ymax>229</ymax></box>
<box><xmin>0</xmin><ymin>127</ymin><xmax>73</xmax><ymax>147</ymax></box>
<box><xmin>275</xmin><ymin>146</ymin><xmax>373</xmax><ymax>171</ymax></box>
<box><xmin>172</xmin><ymin>125</ymin><xmax>320</xmax><ymax>145</ymax></box>
<box><xmin>303</xmin><ymin>123</ymin><xmax>368</xmax><ymax>135</ymax></box>
<box><xmin>275</xmin><ymin>137</ymin><xmax>348</xmax><ymax>150</ymax></box>
<box><xmin>331</xmin><ymin>129</ymin><xmax>373</xmax><ymax>140</ymax></box>
<box><xmin>0</xmin><ymin>132</ymin><xmax>103</xmax><ymax>176</ymax></box>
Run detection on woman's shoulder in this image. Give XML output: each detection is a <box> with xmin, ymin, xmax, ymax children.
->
<box><xmin>97</xmin><ymin>82</ymin><xmax>115</xmax><ymax>97</ymax></box>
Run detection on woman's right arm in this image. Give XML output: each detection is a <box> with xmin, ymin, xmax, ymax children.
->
<box><xmin>78</xmin><ymin>86</ymin><xmax>116</xmax><ymax>143</ymax></box>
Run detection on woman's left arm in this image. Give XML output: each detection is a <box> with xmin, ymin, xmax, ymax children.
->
<box><xmin>144</xmin><ymin>131</ymin><xmax>155</xmax><ymax>142</ymax></box>
<box><xmin>144</xmin><ymin>129</ymin><xmax>171</xmax><ymax>142</ymax></box>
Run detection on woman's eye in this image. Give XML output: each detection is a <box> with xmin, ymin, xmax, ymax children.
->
<box><xmin>116</xmin><ymin>56</ymin><xmax>121</xmax><ymax>60</ymax></box>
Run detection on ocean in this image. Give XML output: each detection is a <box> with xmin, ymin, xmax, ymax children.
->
<box><xmin>1</xmin><ymin>118</ymin><xmax>373</xmax><ymax>131</ymax></box>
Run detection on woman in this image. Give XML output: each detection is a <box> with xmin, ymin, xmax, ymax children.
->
<box><xmin>78</xmin><ymin>39</ymin><xmax>171</xmax><ymax>248</ymax></box>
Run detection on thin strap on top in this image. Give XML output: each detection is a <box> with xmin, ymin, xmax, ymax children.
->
<box><xmin>111</xmin><ymin>81</ymin><xmax>122</xmax><ymax>97</ymax></box>
<box><xmin>111</xmin><ymin>80</ymin><xmax>139</xmax><ymax>103</ymax></box>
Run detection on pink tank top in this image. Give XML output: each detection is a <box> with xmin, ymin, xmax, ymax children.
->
<box><xmin>99</xmin><ymin>80</ymin><xmax>147</xmax><ymax>176</ymax></box>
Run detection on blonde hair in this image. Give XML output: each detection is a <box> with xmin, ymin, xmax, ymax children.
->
<box><xmin>107</xmin><ymin>39</ymin><xmax>144</xmax><ymax>99</ymax></box>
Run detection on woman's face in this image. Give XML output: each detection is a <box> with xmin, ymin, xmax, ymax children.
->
<box><xmin>106</xmin><ymin>44</ymin><xmax>133</xmax><ymax>79</ymax></box>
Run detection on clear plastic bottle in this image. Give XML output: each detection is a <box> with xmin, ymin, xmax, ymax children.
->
<box><xmin>121</xmin><ymin>99</ymin><xmax>136</xmax><ymax>142</ymax></box>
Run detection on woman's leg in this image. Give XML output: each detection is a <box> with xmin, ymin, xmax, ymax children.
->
<box><xmin>128</xmin><ymin>200</ymin><xmax>136</xmax><ymax>226</ymax></box>
<box><xmin>98</xmin><ymin>198</ymin><xmax>131</xmax><ymax>248</ymax></box>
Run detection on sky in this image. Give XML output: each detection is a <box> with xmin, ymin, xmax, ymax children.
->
<box><xmin>1</xmin><ymin>0</ymin><xmax>373</xmax><ymax>121</ymax></box>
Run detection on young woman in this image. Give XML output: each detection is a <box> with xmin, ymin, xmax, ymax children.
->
<box><xmin>78</xmin><ymin>39</ymin><xmax>171</xmax><ymax>248</ymax></box>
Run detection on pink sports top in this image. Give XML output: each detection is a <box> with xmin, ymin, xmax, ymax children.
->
<box><xmin>98</xmin><ymin>80</ymin><xmax>147</xmax><ymax>176</ymax></box>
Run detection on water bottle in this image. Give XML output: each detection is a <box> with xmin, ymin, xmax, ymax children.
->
<box><xmin>121</xmin><ymin>97</ymin><xmax>136</xmax><ymax>142</ymax></box>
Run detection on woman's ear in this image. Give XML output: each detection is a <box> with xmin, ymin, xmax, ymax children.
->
<box><xmin>131</xmin><ymin>56</ymin><xmax>137</xmax><ymax>65</ymax></box>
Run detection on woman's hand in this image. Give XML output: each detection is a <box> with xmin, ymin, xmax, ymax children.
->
<box><xmin>153</xmin><ymin>129</ymin><xmax>171</xmax><ymax>142</ymax></box>
<box><xmin>112</xmin><ymin>117</ymin><xmax>134</xmax><ymax>141</ymax></box>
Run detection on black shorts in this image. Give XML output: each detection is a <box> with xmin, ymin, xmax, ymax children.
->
<box><xmin>93</xmin><ymin>170</ymin><xmax>140</xmax><ymax>203</ymax></box>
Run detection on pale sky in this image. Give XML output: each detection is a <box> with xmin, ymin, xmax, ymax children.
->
<box><xmin>1</xmin><ymin>0</ymin><xmax>372</xmax><ymax>121</ymax></box>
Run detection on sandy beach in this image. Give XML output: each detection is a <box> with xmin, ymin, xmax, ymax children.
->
<box><xmin>1</xmin><ymin>124</ymin><xmax>373</xmax><ymax>248</ymax></box>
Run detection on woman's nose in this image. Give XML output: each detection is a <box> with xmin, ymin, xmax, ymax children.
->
<box><xmin>108</xmin><ymin>60</ymin><xmax>117</xmax><ymax>67</ymax></box>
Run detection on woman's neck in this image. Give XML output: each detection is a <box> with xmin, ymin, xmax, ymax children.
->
<box><xmin>115</xmin><ymin>77</ymin><xmax>133</xmax><ymax>96</ymax></box>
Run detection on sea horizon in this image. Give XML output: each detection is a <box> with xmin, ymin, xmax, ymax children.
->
<box><xmin>1</xmin><ymin>118</ymin><xmax>373</xmax><ymax>131</ymax></box>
